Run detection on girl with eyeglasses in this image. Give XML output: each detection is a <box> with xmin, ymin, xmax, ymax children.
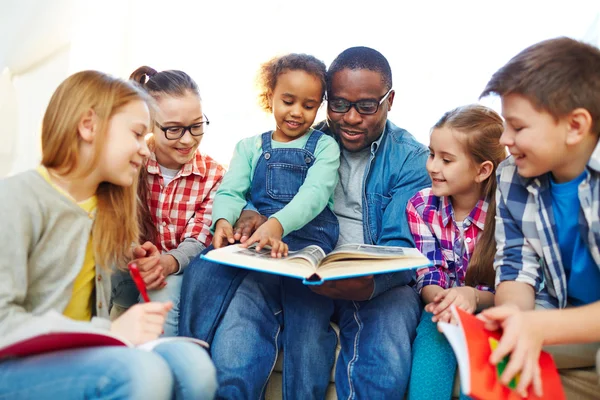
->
<box><xmin>110</xmin><ymin>67</ymin><xmax>225</xmax><ymax>337</ymax></box>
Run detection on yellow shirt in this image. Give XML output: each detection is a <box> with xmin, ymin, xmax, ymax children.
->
<box><xmin>37</xmin><ymin>167</ymin><xmax>97</xmax><ymax>321</ymax></box>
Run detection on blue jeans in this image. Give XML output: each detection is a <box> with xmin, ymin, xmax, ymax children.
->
<box><xmin>0</xmin><ymin>341</ymin><xmax>217</xmax><ymax>400</ymax></box>
<box><xmin>211</xmin><ymin>271</ymin><xmax>422</xmax><ymax>399</ymax></box>
<box><xmin>178</xmin><ymin>248</ymin><xmax>248</xmax><ymax>344</ymax></box>
<box><xmin>111</xmin><ymin>269</ymin><xmax>182</xmax><ymax>337</ymax></box>
<box><xmin>281</xmin><ymin>277</ymin><xmax>337</xmax><ymax>399</ymax></box>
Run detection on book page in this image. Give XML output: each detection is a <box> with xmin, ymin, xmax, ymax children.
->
<box><xmin>321</xmin><ymin>244</ymin><xmax>425</xmax><ymax>264</ymax></box>
<box><xmin>201</xmin><ymin>244</ymin><xmax>318</xmax><ymax>279</ymax></box>
<box><xmin>137</xmin><ymin>336</ymin><xmax>209</xmax><ymax>352</ymax></box>
<box><xmin>439</xmin><ymin>321</ymin><xmax>470</xmax><ymax>394</ymax></box>
<box><xmin>286</xmin><ymin>245</ymin><xmax>326</xmax><ymax>266</ymax></box>
<box><xmin>316</xmin><ymin>257</ymin><xmax>430</xmax><ymax>280</ymax></box>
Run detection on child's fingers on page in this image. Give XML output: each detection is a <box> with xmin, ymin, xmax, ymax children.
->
<box><xmin>490</xmin><ymin>328</ymin><xmax>517</xmax><ymax>365</ymax></box>
<box><xmin>256</xmin><ymin>236</ymin><xmax>270</xmax><ymax>252</ymax></box>
<box><xmin>516</xmin><ymin>351</ymin><xmax>535</xmax><ymax>397</ymax></box>
<box><xmin>271</xmin><ymin>241</ymin><xmax>282</xmax><ymax>258</ymax></box>
<box><xmin>499</xmin><ymin>342</ymin><xmax>525</xmax><ymax>386</ymax></box>
<box><xmin>532</xmin><ymin>360</ymin><xmax>543</xmax><ymax>397</ymax></box>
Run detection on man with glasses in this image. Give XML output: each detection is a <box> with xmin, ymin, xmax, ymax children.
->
<box><xmin>181</xmin><ymin>47</ymin><xmax>430</xmax><ymax>399</ymax></box>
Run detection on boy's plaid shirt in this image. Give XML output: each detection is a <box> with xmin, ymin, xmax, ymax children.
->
<box><xmin>146</xmin><ymin>150</ymin><xmax>225</xmax><ymax>254</ymax></box>
<box><xmin>407</xmin><ymin>188</ymin><xmax>493</xmax><ymax>293</ymax></box>
<box><xmin>495</xmin><ymin>143</ymin><xmax>600</xmax><ymax>309</ymax></box>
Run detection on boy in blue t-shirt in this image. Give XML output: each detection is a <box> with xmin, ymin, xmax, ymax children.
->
<box><xmin>479</xmin><ymin>37</ymin><xmax>600</xmax><ymax>398</ymax></box>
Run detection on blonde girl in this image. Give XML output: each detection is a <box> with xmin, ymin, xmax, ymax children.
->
<box><xmin>0</xmin><ymin>71</ymin><xmax>216</xmax><ymax>399</ymax></box>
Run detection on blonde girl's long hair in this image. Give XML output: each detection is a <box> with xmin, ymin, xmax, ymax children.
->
<box><xmin>41</xmin><ymin>70</ymin><xmax>153</xmax><ymax>270</ymax></box>
<box><xmin>433</xmin><ymin>104</ymin><xmax>507</xmax><ymax>288</ymax></box>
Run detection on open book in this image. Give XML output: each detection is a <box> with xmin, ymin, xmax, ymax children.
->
<box><xmin>201</xmin><ymin>243</ymin><xmax>432</xmax><ymax>285</ymax></box>
<box><xmin>0</xmin><ymin>311</ymin><xmax>208</xmax><ymax>360</ymax></box>
<box><xmin>439</xmin><ymin>306</ymin><xmax>564</xmax><ymax>400</ymax></box>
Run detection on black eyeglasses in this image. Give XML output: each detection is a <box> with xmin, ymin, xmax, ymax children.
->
<box><xmin>155</xmin><ymin>114</ymin><xmax>210</xmax><ymax>140</ymax></box>
<box><xmin>327</xmin><ymin>89</ymin><xmax>393</xmax><ymax>115</ymax></box>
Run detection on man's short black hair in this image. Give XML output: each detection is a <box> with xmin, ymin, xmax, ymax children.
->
<box><xmin>327</xmin><ymin>46</ymin><xmax>393</xmax><ymax>93</ymax></box>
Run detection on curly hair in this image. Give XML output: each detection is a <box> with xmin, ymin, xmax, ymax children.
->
<box><xmin>256</xmin><ymin>53</ymin><xmax>327</xmax><ymax>113</ymax></box>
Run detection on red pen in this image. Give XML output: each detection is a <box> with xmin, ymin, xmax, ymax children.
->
<box><xmin>129</xmin><ymin>262</ymin><xmax>151</xmax><ymax>302</ymax></box>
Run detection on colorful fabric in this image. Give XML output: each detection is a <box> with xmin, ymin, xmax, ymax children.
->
<box><xmin>145</xmin><ymin>149</ymin><xmax>224</xmax><ymax>253</ymax></box>
<box><xmin>407</xmin><ymin>188</ymin><xmax>492</xmax><ymax>293</ymax></box>
<box><xmin>495</xmin><ymin>142</ymin><xmax>600</xmax><ymax>308</ymax></box>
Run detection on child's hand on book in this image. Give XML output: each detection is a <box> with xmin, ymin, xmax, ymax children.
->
<box><xmin>428</xmin><ymin>287</ymin><xmax>478</xmax><ymax>323</ymax></box>
<box><xmin>214</xmin><ymin>219</ymin><xmax>235</xmax><ymax>248</ymax></box>
<box><xmin>240</xmin><ymin>218</ymin><xmax>288</xmax><ymax>258</ymax></box>
<box><xmin>479</xmin><ymin>305</ymin><xmax>545</xmax><ymax>398</ymax></box>
<box><xmin>111</xmin><ymin>301</ymin><xmax>173</xmax><ymax>345</ymax></box>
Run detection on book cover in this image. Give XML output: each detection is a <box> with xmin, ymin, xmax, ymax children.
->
<box><xmin>439</xmin><ymin>306</ymin><xmax>565</xmax><ymax>400</ymax></box>
<box><xmin>0</xmin><ymin>312</ymin><xmax>208</xmax><ymax>360</ymax></box>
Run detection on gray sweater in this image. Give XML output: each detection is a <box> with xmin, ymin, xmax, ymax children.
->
<box><xmin>0</xmin><ymin>170</ymin><xmax>111</xmax><ymax>342</ymax></box>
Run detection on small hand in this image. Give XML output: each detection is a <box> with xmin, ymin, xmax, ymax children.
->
<box><xmin>240</xmin><ymin>218</ymin><xmax>288</xmax><ymax>257</ymax></box>
<box><xmin>479</xmin><ymin>305</ymin><xmax>545</xmax><ymax>397</ymax></box>
<box><xmin>427</xmin><ymin>287</ymin><xmax>478</xmax><ymax>323</ymax></box>
<box><xmin>213</xmin><ymin>219</ymin><xmax>235</xmax><ymax>248</ymax></box>
<box><xmin>111</xmin><ymin>301</ymin><xmax>172</xmax><ymax>345</ymax></box>
<box><xmin>233</xmin><ymin>210</ymin><xmax>268</xmax><ymax>244</ymax></box>
<box><xmin>132</xmin><ymin>254</ymin><xmax>165</xmax><ymax>290</ymax></box>
<box><xmin>131</xmin><ymin>241</ymin><xmax>161</xmax><ymax>259</ymax></box>
<box><xmin>309</xmin><ymin>276</ymin><xmax>374</xmax><ymax>301</ymax></box>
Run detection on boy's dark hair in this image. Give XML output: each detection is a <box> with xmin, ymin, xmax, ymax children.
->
<box><xmin>257</xmin><ymin>53</ymin><xmax>327</xmax><ymax>113</ymax></box>
<box><xmin>130</xmin><ymin>66</ymin><xmax>201</xmax><ymax>99</ymax></box>
<box><xmin>481</xmin><ymin>37</ymin><xmax>600</xmax><ymax>134</ymax></box>
<box><xmin>327</xmin><ymin>46</ymin><xmax>392</xmax><ymax>92</ymax></box>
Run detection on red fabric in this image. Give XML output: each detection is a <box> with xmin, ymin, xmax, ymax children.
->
<box><xmin>146</xmin><ymin>150</ymin><xmax>224</xmax><ymax>252</ymax></box>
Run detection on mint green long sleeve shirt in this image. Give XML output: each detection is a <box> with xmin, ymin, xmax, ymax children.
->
<box><xmin>212</xmin><ymin>130</ymin><xmax>340</xmax><ymax>236</ymax></box>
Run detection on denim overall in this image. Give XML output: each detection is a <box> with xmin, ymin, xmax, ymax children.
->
<box><xmin>250</xmin><ymin>130</ymin><xmax>339</xmax><ymax>252</ymax></box>
<box><xmin>247</xmin><ymin>130</ymin><xmax>340</xmax><ymax>398</ymax></box>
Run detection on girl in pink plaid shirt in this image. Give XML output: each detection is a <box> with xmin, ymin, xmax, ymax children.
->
<box><xmin>406</xmin><ymin>105</ymin><xmax>507</xmax><ymax>400</ymax></box>
<box><xmin>110</xmin><ymin>67</ymin><xmax>224</xmax><ymax>337</ymax></box>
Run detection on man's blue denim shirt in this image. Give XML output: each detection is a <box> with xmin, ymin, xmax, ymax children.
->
<box><xmin>319</xmin><ymin>120</ymin><xmax>431</xmax><ymax>298</ymax></box>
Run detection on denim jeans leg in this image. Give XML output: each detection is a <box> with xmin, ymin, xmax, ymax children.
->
<box><xmin>152</xmin><ymin>341</ymin><xmax>218</xmax><ymax>400</ymax></box>
<box><xmin>281</xmin><ymin>277</ymin><xmax>337</xmax><ymax>400</ymax></box>
<box><xmin>147</xmin><ymin>273</ymin><xmax>183</xmax><ymax>337</ymax></box>
<box><xmin>178</xmin><ymin>248</ymin><xmax>248</xmax><ymax>343</ymax></box>
<box><xmin>211</xmin><ymin>271</ymin><xmax>283</xmax><ymax>400</ymax></box>
<box><xmin>0</xmin><ymin>347</ymin><xmax>173</xmax><ymax>400</ymax></box>
<box><xmin>334</xmin><ymin>284</ymin><xmax>422</xmax><ymax>399</ymax></box>
<box><xmin>110</xmin><ymin>268</ymin><xmax>140</xmax><ymax>311</ymax></box>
